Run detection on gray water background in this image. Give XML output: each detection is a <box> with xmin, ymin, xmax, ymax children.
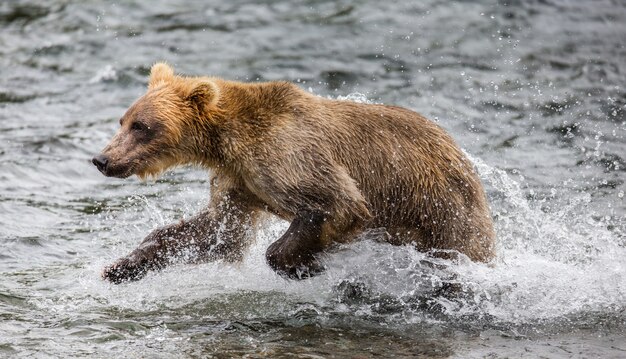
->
<box><xmin>0</xmin><ymin>0</ymin><xmax>625</xmax><ymax>357</ymax></box>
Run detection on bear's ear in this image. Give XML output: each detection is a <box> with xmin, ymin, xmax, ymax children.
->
<box><xmin>149</xmin><ymin>62</ymin><xmax>174</xmax><ymax>88</ymax></box>
<box><xmin>185</xmin><ymin>81</ymin><xmax>220</xmax><ymax>111</ymax></box>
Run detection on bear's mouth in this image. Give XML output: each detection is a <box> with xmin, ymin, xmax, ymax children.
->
<box><xmin>94</xmin><ymin>155</ymin><xmax>168</xmax><ymax>180</ymax></box>
<box><xmin>101</xmin><ymin>162</ymin><xmax>136</xmax><ymax>179</ymax></box>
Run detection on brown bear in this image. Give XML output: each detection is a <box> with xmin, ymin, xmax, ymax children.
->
<box><xmin>92</xmin><ymin>63</ymin><xmax>495</xmax><ymax>283</ymax></box>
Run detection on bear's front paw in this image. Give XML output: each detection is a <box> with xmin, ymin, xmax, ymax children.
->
<box><xmin>103</xmin><ymin>236</ymin><xmax>168</xmax><ymax>284</ymax></box>
<box><xmin>102</xmin><ymin>256</ymin><xmax>151</xmax><ymax>284</ymax></box>
<box><xmin>266</xmin><ymin>250</ymin><xmax>325</xmax><ymax>280</ymax></box>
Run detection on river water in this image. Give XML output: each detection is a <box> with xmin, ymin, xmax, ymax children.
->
<box><xmin>1</xmin><ymin>0</ymin><xmax>625</xmax><ymax>358</ymax></box>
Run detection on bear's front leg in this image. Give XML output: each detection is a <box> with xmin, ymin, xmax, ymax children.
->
<box><xmin>103</xmin><ymin>187</ymin><xmax>258</xmax><ymax>284</ymax></box>
<box><xmin>261</xmin><ymin>161</ymin><xmax>372</xmax><ymax>279</ymax></box>
<box><xmin>265</xmin><ymin>207</ymin><xmax>368</xmax><ymax>279</ymax></box>
<box><xmin>102</xmin><ymin>225</ymin><xmax>173</xmax><ymax>284</ymax></box>
<box><xmin>265</xmin><ymin>210</ymin><xmax>327</xmax><ymax>279</ymax></box>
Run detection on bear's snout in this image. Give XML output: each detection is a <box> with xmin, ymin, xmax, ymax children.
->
<box><xmin>92</xmin><ymin>154</ymin><xmax>109</xmax><ymax>174</ymax></box>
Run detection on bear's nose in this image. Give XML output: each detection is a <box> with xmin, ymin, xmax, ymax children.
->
<box><xmin>92</xmin><ymin>154</ymin><xmax>109</xmax><ymax>173</ymax></box>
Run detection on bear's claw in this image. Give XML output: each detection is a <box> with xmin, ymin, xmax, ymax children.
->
<box><xmin>275</xmin><ymin>263</ymin><xmax>325</xmax><ymax>280</ymax></box>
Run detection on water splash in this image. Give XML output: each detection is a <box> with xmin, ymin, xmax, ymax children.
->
<box><xmin>30</xmin><ymin>154</ymin><xmax>620</xmax><ymax>337</ymax></box>
<box><xmin>334</xmin><ymin>92</ymin><xmax>374</xmax><ymax>104</ymax></box>
<box><xmin>457</xmin><ymin>155</ymin><xmax>626</xmax><ymax>323</ymax></box>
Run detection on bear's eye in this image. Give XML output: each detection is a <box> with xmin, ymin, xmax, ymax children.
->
<box><xmin>131</xmin><ymin>122</ymin><xmax>146</xmax><ymax>131</ymax></box>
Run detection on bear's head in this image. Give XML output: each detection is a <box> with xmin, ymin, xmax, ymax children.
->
<box><xmin>92</xmin><ymin>63</ymin><xmax>220</xmax><ymax>180</ymax></box>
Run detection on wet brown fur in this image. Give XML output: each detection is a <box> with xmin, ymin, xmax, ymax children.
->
<box><xmin>96</xmin><ymin>63</ymin><xmax>495</xmax><ymax>282</ymax></box>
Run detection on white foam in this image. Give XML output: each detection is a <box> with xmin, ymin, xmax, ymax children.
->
<box><xmin>89</xmin><ymin>64</ymin><xmax>118</xmax><ymax>84</ymax></box>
